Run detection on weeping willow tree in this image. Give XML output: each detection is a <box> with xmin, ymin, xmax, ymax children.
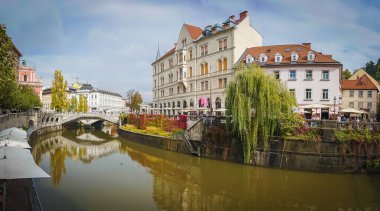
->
<box><xmin>226</xmin><ymin>64</ymin><xmax>296</xmax><ymax>163</ymax></box>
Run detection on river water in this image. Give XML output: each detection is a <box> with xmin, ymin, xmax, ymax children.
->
<box><xmin>30</xmin><ymin>128</ymin><xmax>380</xmax><ymax>211</ymax></box>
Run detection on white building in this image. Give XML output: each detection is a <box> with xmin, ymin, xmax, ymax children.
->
<box><xmin>152</xmin><ymin>11</ymin><xmax>262</xmax><ymax>115</ymax></box>
<box><xmin>238</xmin><ymin>43</ymin><xmax>342</xmax><ymax>119</ymax></box>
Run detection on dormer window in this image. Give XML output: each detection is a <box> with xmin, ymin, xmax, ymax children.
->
<box><xmin>259</xmin><ymin>53</ymin><xmax>268</xmax><ymax>63</ymax></box>
<box><xmin>275</xmin><ymin>52</ymin><xmax>282</xmax><ymax>63</ymax></box>
<box><xmin>291</xmin><ymin>52</ymin><xmax>299</xmax><ymax>62</ymax></box>
<box><xmin>307</xmin><ymin>51</ymin><xmax>315</xmax><ymax>62</ymax></box>
<box><xmin>246</xmin><ymin>54</ymin><xmax>254</xmax><ymax>64</ymax></box>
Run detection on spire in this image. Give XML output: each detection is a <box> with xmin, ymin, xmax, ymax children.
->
<box><xmin>156</xmin><ymin>42</ymin><xmax>161</xmax><ymax>61</ymax></box>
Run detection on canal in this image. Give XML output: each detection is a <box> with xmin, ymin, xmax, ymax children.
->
<box><xmin>30</xmin><ymin>128</ymin><xmax>380</xmax><ymax>211</ymax></box>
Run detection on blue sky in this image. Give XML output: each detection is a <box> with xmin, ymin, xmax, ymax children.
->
<box><xmin>1</xmin><ymin>0</ymin><xmax>380</xmax><ymax>102</ymax></box>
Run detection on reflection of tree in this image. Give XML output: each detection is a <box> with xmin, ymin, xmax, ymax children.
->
<box><xmin>49</xmin><ymin>146</ymin><xmax>71</xmax><ymax>185</ymax></box>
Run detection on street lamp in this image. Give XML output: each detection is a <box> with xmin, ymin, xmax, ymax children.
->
<box><xmin>333</xmin><ymin>96</ymin><xmax>337</xmax><ymax>116</ymax></box>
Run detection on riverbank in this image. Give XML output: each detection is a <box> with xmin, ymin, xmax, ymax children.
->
<box><xmin>118</xmin><ymin>127</ymin><xmax>380</xmax><ymax>174</ymax></box>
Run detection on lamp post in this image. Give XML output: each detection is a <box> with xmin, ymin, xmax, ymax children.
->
<box><xmin>333</xmin><ymin>96</ymin><xmax>337</xmax><ymax>116</ymax></box>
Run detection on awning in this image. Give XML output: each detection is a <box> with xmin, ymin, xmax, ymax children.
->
<box><xmin>299</xmin><ymin>104</ymin><xmax>330</xmax><ymax>109</ymax></box>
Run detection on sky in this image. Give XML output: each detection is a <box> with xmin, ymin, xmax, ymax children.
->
<box><xmin>1</xmin><ymin>0</ymin><xmax>380</xmax><ymax>102</ymax></box>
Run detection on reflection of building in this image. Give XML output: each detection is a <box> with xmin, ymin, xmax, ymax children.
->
<box><xmin>238</xmin><ymin>43</ymin><xmax>342</xmax><ymax>117</ymax></box>
<box><xmin>18</xmin><ymin>60</ymin><xmax>43</xmax><ymax>100</ymax></box>
<box><xmin>341</xmin><ymin>69</ymin><xmax>379</xmax><ymax>117</ymax></box>
<box><xmin>152</xmin><ymin>11</ymin><xmax>262</xmax><ymax>115</ymax></box>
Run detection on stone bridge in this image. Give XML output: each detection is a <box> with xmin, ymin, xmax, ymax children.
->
<box><xmin>36</xmin><ymin>112</ymin><xmax>119</xmax><ymax>129</ymax></box>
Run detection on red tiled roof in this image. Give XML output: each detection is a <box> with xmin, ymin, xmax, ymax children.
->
<box><xmin>184</xmin><ymin>24</ymin><xmax>203</xmax><ymax>40</ymax></box>
<box><xmin>342</xmin><ymin>74</ymin><xmax>378</xmax><ymax>90</ymax></box>
<box><xmin>241</xmin><ymin>44</ymin><xmax>339</xmax><ymax>65</ymax></box>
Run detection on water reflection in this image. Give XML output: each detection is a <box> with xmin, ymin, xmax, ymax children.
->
<box><xmin>32</xmin><ymin>127</ymin><xmax>120</xmax><ymax>185</ymax></box>
<box><xmin>31</xmin><ymin>128</ymin><xmax>380</xmax><ymax>210</ymax></box>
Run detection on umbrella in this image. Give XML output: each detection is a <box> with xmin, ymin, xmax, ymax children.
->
<box><xmin>0</xmin><ymin>140</ymin><xmax>31</xmax><ymax>149</ymax></box>
<box><xmin>0</xmin><ymin>146</ymin><xmax>50</xmax><ymax>179</ymax></box>
<box><xmin>0</xmin><ymin>134</ymin><xmax>27</xmax><ymax>142</ymax></box>
<box><xmin>0</xmin><ymin>127</ymin><xmax>27</xmax><ymax>139</ymax></box>
<box><xmin>299</xmin><ymin>104</ymin><xmax>330</xmax><ymax>109</ymax></box>
<box><xmin>339</xmin><ymin>108</ymin><xmax>364</xmax><ymax>114</ymax></box>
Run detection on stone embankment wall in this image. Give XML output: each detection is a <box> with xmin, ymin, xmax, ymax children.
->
<box><xmin>0</xmin><ymin>112</ymin><xmax>37</xmax><ymax>131</ymax></box>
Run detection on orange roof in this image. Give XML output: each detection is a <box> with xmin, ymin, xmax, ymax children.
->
<box><xmin>152</xmin><ymin>47</ymin><xmax>175</xmax><ymax>64</ymax></box>
<box><xmin>342</xmin><ymin>74</ymin><xmax>378</xmax><ymax>90</ymax></box>
<box><xmin>241</xmin><ymin>44</ymin><xmax>339</xmax><ymax>65</ymax></box>
<box><xmin>184</xmin><ymin>24</ymin><xmax>203</xmax><ymax>40</ymax></box>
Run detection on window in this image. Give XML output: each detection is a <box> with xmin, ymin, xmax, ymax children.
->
<box><xmin>219</xmin><ymin>40</ymin><xmax>222</xmax><ymax>51</ymax></box>
<box><xmin>169</xmin><ymin>59</ymin><xmax>173</xmax><ymax>68</ymax></box>
<box><xmin>205</xmin><ymin>63</ymin><xmax>208</xmax><ymax>74</ymax></box>
<box><xmin>368</xmin><ymin>91</ymin><xmax>372</xmax><ymax>98</ymax></box>
<box><xmin>189</xmin><ymin>50</ymin><xmax>193</xmax><ymax>60</ymax></box>
<box><xmin>223</xmin><ymin>39</ymin><xmax>227</xmax><ymax>50</ymax></box>
<box><xmin>177</xmin><ymin>86</ymin><xmax>180</xmax><ymax>94</ymax></box>
<box><xmin>289</xmin><ymin>70</ymin><xmax>296</xmax><ymax>80</ymax></box>
<box><xmin>160</xmin><ymin>64</ymin><xmax>164</xmax><ymax>72</ymax></box>
<box><xmin>154</xmin><ymin>66</ymin><xmax>157</xmax><ymax>74</ymax></box>
<box><xmin>201</xmin><ymin>46</ymin><xmax>204</xmax><ymax>56</ymax></box>
<box><xmin>305</xmin><ymin>89</ymin><xmax>312</xmax><ymax>100</ymax></box>
<box><xmin>322</xmin><ymin>70</ymin><xmax>329</xmax><ymax>80</ymax></box>
<box><xmin>358</xmin><ymin>102</ymin><xmax>363</xmax><ymax>109</ymax></box>
<box><xmin>322</xmin><ymin>89</ymin><xmax>329</xmax><ymax>100</ymax></box>
<box><xmin>223</xmin><ymin>58</ymin><xmax>227</xmax><ymax>71</ymax></box>
<box><xmin>349</xmin><ymin>102</ymin><xmax>354</xmax><ymax>108</ymax></box>
<box><xmin>246</xmin><ymin>54</ymin><xmax>254</xmax><ymax>64</ymax></box>
<box><xmin>359</xmin><ymin>90</ymin><xmax>363</xmax><ymax>98</ymax></box>
<box><xmin>201</xmin><ymin>82</ymin><xmax>204</xmax><ymax>91</ymax></box>
<box><xmin>189</xmin><ymin>67</ymin><xmax>193</xmax><ymax>78</ymax></box>
<box><xmin>289</xmin><ymin>89</ymin><xmax>295</xmax><ymax>96</ymax></box>
<box><xmin>223</xmin><ymin>78</ymin><xmax>227</xmax><ymax>88</ymax></box>
<box><xmin>190</xmin><ymin>83</ymin><xmax>193</xmax><ymax>92</ymax></box>
<box><xmin>305</xmin><ymin>70</ymin><xmax>313</xmax><ymax>80</ymax></box>
<box><xmin>259</xmin><ymin>53</ymin><xmax>267</xmax><ymax>63</ymax></box>
<box><xmin>218</xmin><ymin>60</ymin><xmax>223</xmax><ymax>71</ymax></box>
<box><xmin>23</xmin><ymin>74</ymin><xmax>27</xmax><ymax>81</ymax></box>
<box><xmin>205</xmin><ymin>45</ymin><xmax>208</xmax><ymax>55</ymax></box>
<box><xmin>205</xmin><ymin>81</ymin><xmax>209</xmax><ymax>90</ymax></box>
<box><xmin>291</xmin><ymin>52</ymin><xmax>299</xmax><ymax>62</ymax></box>
<box><xmin>307</xmin><ymin>51</ymin><xmax>315</xmax><ymax>61</ymax></box>
<box><xmin>154</xmin><ymin>80</ymin><xmax>156</xmax><ymax>87</ymax></box>
<box><xmin>275</xmin><ymin>53</ymin><xmax>282</xmax><ymax>63</ymax></box>
<box><xmin>219</xmin><ymin>79</ymin><xmax>223</xmax><ymax>89</ymax></box>
<box><xmin>201</xmin><ymin>64</ymin><xmax>204</xmax><ymax>75</ymax></box>
<box><xmin>368</xmin><ymin>102</ymin><xmax>373</xmax><ymax>109</ymax></box>
<box><xmin>349</xmin><ymin>91</ymin><xmax>354</xmax><ymax>98</ymax></box>
<box><xmin>179</xmin><ymin>52</ymin><xmax>183</xmax><ymax>63</ymax></box>
<box><xmin>274</xmin><ymin>71</ymin><xmax>280</xmax><ymax>79</ymax></box>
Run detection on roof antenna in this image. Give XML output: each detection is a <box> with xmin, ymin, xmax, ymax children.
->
<box><xmin>156</xmin><ymin>42</ymin><xmax>161</xmax><ymax>60</ymax></box>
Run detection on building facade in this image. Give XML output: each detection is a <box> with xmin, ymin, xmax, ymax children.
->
<box><xmin>341</xmin><ymin>69</ymin><xmax>379</xmax><ymax>117</ymax></box>
<box><xmin>238</xmin><ymin>43</ymin><xmax>342</xmax><ymax>118</ymax></box>
<box><xmin>152</xmin><ymin>11</ymin><xmax>262</xmax><ymax>115</ymax></box>
<box><xmin>18</xmin><ymin>60</ymin><xmax>43</xmax><ymax>100</ymax></box>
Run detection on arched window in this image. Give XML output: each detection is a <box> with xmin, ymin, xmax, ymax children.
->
<box><xmin>190</xmin><ymin>99</ymin><xmax>194</xmax><ymax>107</ymax></box>
<box><xmin>160</xmin><ymin>103</ymin><xmax>162</xmax><ymax>108</ymax></box>
<box><xmin>223</xmin><ymin>58</ymin><xmax>227</xmax><ymax>70</ymax></box>
<box><xmin>164</xmin><ymin>103</ymin><xmax>166</xmax><ymax>108</ymax></box>
<box><xmin>207</xmin><ymin>98</ymin><xmax>211</xmax><ymax>108</ymax></box>
<box><xmin>183</xmin><ymin>100</ymin><xmax>187</xmax><ymax>108</ymax></box>
<box><xmin>201</xmin><ymin>64</ymin><xmax>204</xmax><ymax>75</ymax></box>
<box><xmin>205</xmin><ymin>63</ymin><xmax>208</xmax><ymax>74</ymax></box>
<box><xmin>23</xmin><ymin>74</ymin><xmax>27</xmax><ymax>81</ymax></box>
<box><xmin>218</xmin><ymin>59</ymin><xmax>223</xmax><ymax>71</ymax></box>
<box><xmin>172</xmin><ymin>101</ymin><xmax>175</xmax><ymax>108</ymax></box>
<box><xmin>177</xmin><ymin>101</ymin><xmax>181</xmax><ymax>108</ymax></box>
<box><xmin>189</xmin><ymin>67</ymin><xmax>193</xmax><ymax>77</ymax></box>
<box><xmin>215</xmin><ymin>97</ymin><xmax>221</xmax><ymax>109</ymax></box>
<box><xmin>307</xmin><ymin>51</ymin><xmax>315</xmax><ymax>62</ymax></box>
<box><xmin>291</xmin><ymin>52</ymin><xmax>299</xmax><ymax>62</ymax></box>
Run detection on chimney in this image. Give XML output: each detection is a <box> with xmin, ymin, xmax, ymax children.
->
<box><xmin>239</xmin><ymin>11</ymin><xmax>248</xmax><ymax>20</ymax></box>
<box><xmin>229</xmin><ymin>15</ymin><xmax>235</xmax><ymax>21</ymax></box>
<box><xmin>302</xmin><ymin>43</ymin><xmax>311</xmax><ymax>49</ymax></box>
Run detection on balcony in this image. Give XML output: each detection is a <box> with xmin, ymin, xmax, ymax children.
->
<box><xmin>177</xmin><ymin>71</ymin><xmax>187</xmax><ymax>88</ymax></box>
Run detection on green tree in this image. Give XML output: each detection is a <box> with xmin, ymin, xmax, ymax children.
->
<box><xmin>51</xmin><ymin>70</ymin><xmax>68</xmax><ymax>112</ymax></box>
<box><xmin>17</xmin><ymin>86</ymin><xmax>42</xmax><ymax>110</ymax></box>
<box><xmin>130</xmin><ymin>91</ymin><xmax>143</xmax><ymax>112</ymax></box>
<box><xmin>83</xmin><ymin>96</ymin><xmax>88</xmax><ymax>113</ymax></box>
<box><xmin>342</xmin><ymin>69</ymin><xmax>352</xmax><ymax>79</ymax></box>
<box><xmin>70</xmin><ymin>96</ymin><xmax>78</xmax><ymax>112</ymax></box>
<box><xmin>78</xmin><ymin>95</ymin><xmax>84</xmax><ymax>112</ymax></box>
<box><xmin>365</xmin><ymin>61</ymin><xmax>376</xmax><ymax>78</ymax></box>
<box><xmin>0</xmin><ymin>24</ymin><xmax>19</xmax><ymax>110</ymax></box>
<box><xmin>225</xmin><ymin>65</ymin><xmax>296</xmax><ymax>164</ymax></box>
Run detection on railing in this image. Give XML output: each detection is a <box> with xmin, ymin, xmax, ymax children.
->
<box><xmin>337</xmin><ymin>121</ymin><xmax>380</xmax><ymax>131</ymax></box>
<box><xmin>28</xmin><ymin>179</ymin><xmax>44</xmax><ymax>211</ymax></box>
<box><xmin>183</xmin><ymin>131</ymin><xmax>200</xmax><ymax>156</ymax></box>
